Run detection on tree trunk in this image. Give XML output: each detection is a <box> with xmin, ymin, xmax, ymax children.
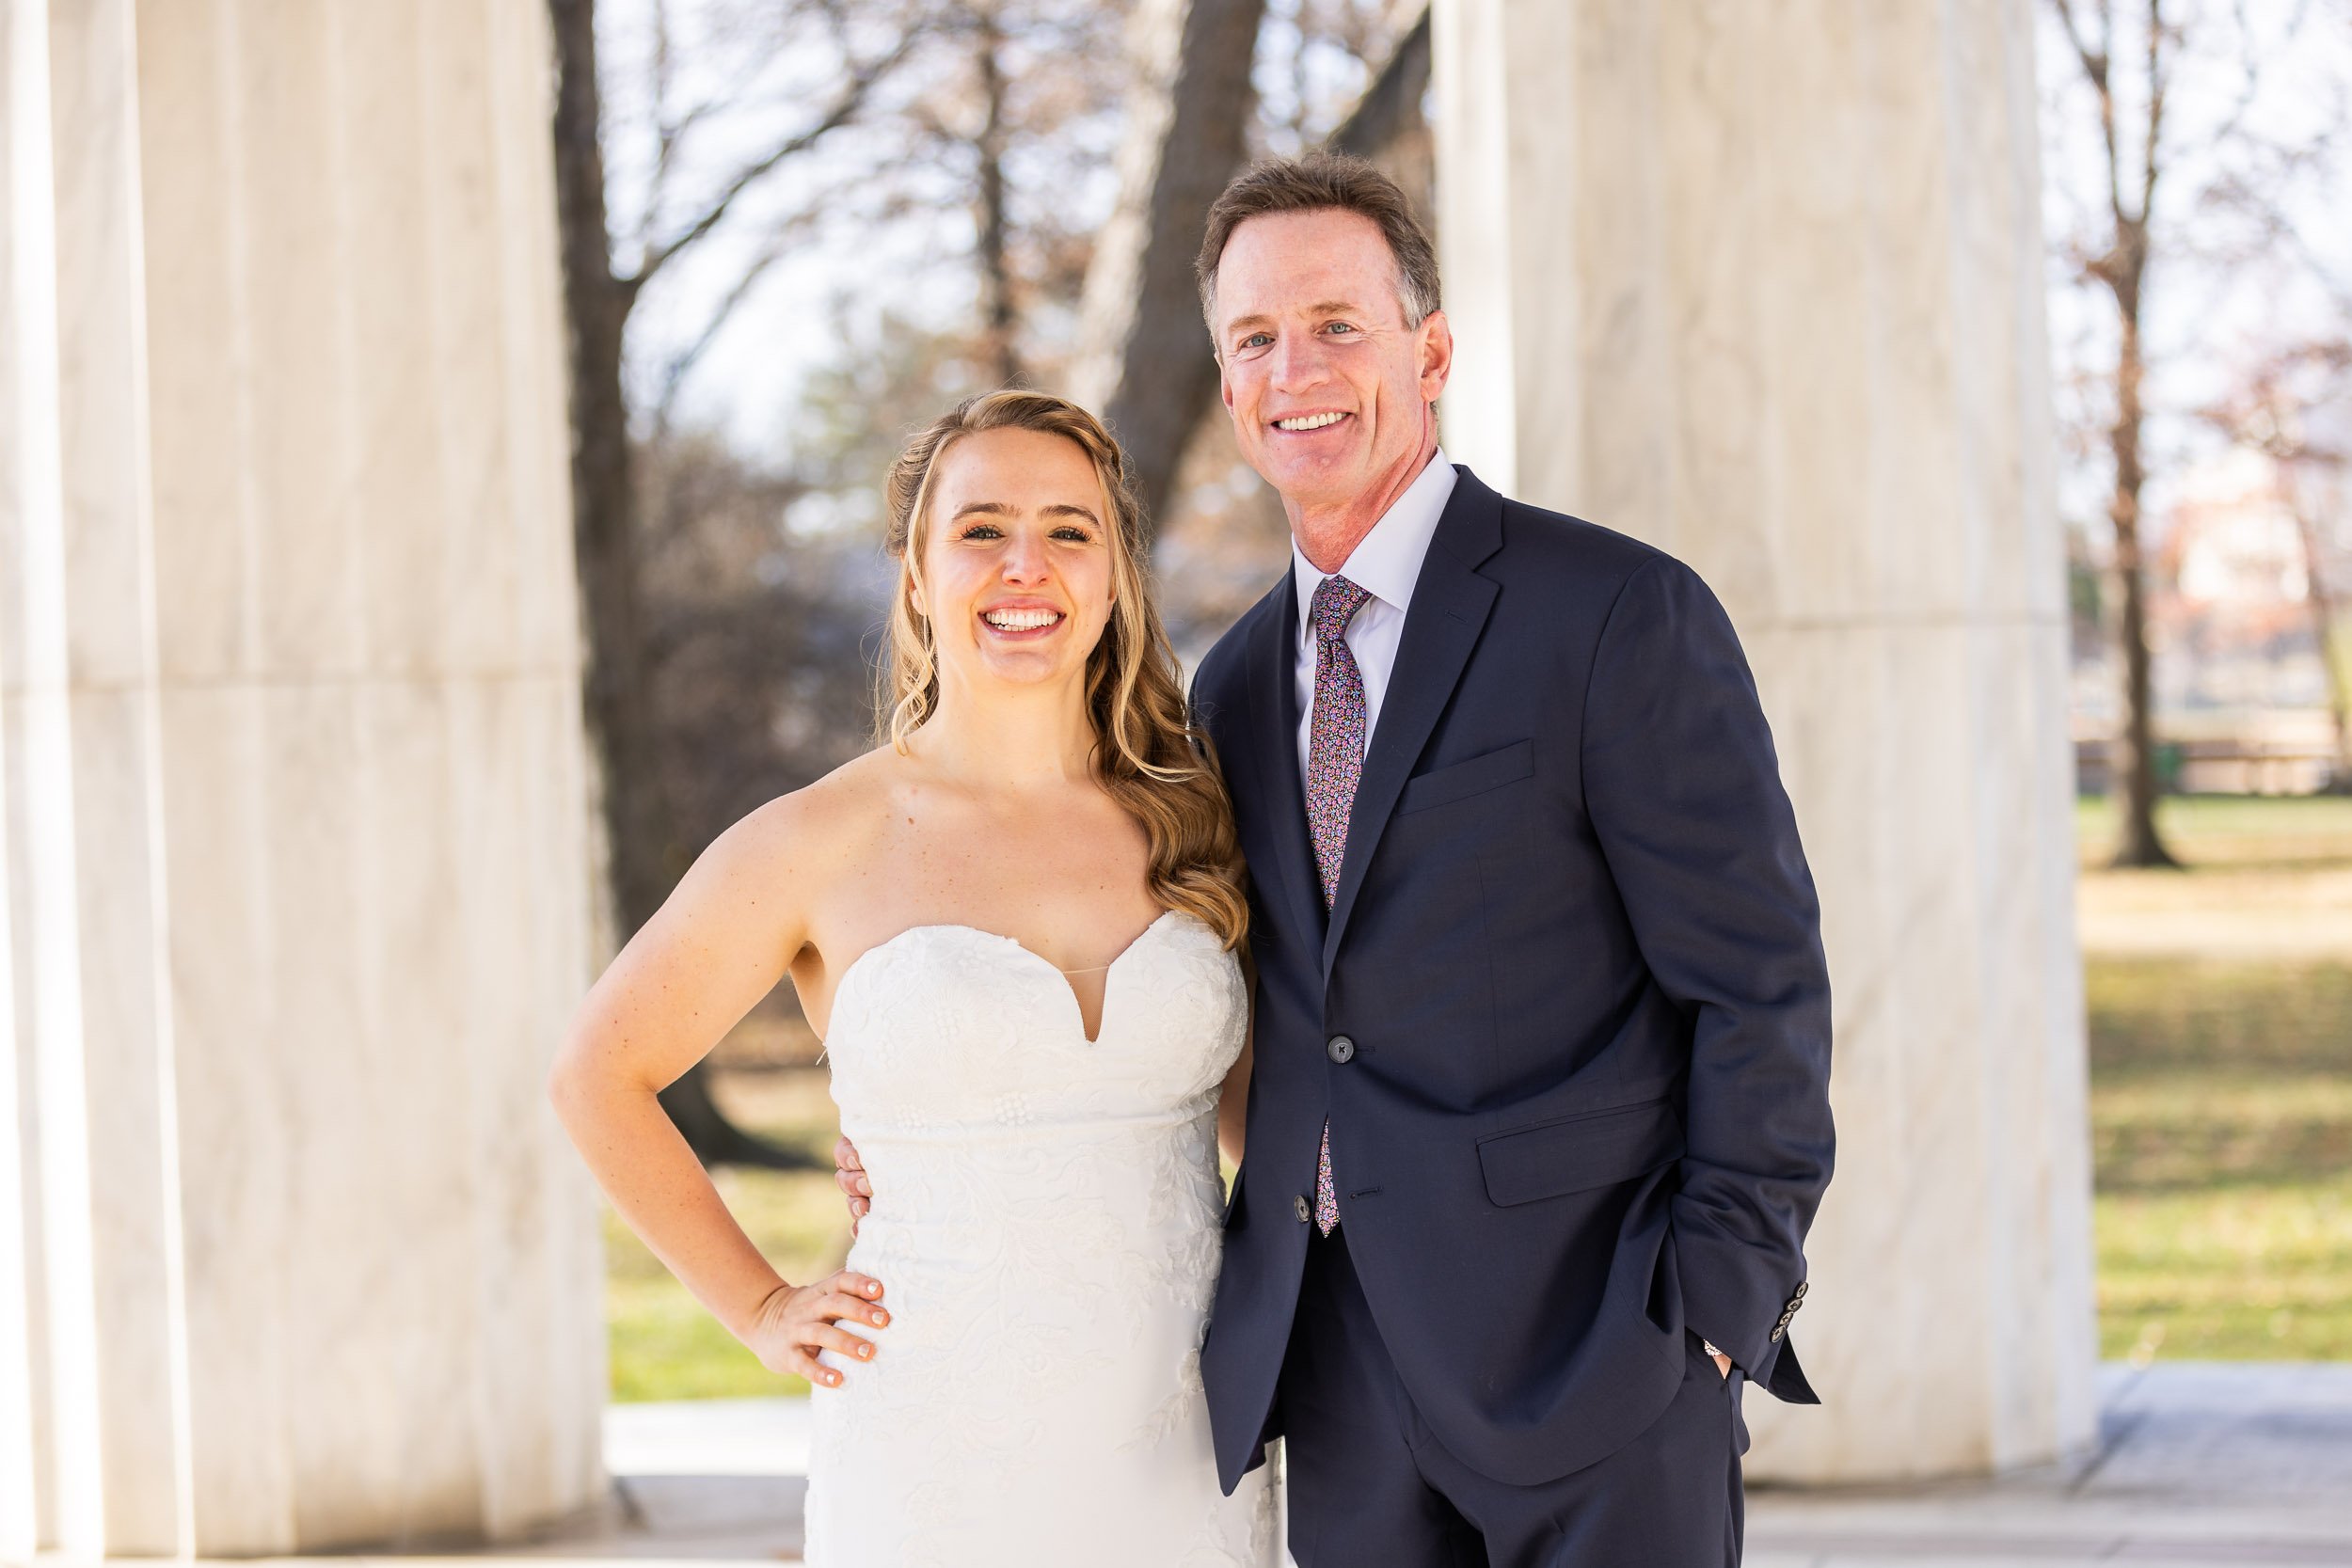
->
<box><xmin>548</xmin><ymin>0</ymin><xmax>811</xmax><ymax>1169</ymax></box>
<box><xmin>974</xmin><ymin>8</ymin><xmax>1023</xmax><ymax>388</ymax></box>
<box><xmin>1073</xmin><ymin>0</ymin><xmax>1269</xmax><ymax>542</ymax></box>
<box><xmin>1075</xmin><ymin>5</ymin><xmax>1439</xmax><ymax>546</ymax></box>
<box><xmin>2105</xmin><ymin>257</ymin><xmax>2180</xmax><ymax>867</ymax></box>
<box><xmin>2288</xmin><ymin>486</ymin><xmax>2352</xmax><ymax>789</ymax></box>
<box><xmin>1329</xmin><ymin>8</ymin><xmax>1430</xmax><ymax>182</ymax></box>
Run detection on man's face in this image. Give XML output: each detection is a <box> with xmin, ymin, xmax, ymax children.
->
<box><xmin>1210</xmin><ymin>208</ymin><xmax>1450</xmax><ymax>519</ymax></box>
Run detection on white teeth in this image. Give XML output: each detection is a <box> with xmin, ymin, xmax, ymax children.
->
<box><xmin>1275</xmin><ymin>411</ymin><xmax>1347</xmax><ymax>431</ymax></box>
<box><xmin>983</xmin><ymin>609</ymin><xmax>1062</xmax><ymax>631</ymax></box>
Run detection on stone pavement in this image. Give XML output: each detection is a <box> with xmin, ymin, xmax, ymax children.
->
<box><xmin>535</xmin><ymin>1361</ymin><xmax>2352</xmax><ymax>1566</ymax></box>
<box><xmin>13</xmin><ymin>1363</ymin><xmax>2350</xmax><ymax>1566</ymax></box>
<box><xmin>1745</xmin><ymin>1363</ymin><xmax>2352</xmax><ymax>1566</ymax></box>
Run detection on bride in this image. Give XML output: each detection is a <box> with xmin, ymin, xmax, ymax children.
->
<box><xmin>548</xmin><ymin>389</ymin><xmax>1279</xmax><ymax>1565</ymax></box>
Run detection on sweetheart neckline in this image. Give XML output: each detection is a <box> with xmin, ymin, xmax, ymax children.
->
<box><xmin>827</xmin><ymin>907</ymin><xmax>1191</xmax><ymax>1047</ymax></box>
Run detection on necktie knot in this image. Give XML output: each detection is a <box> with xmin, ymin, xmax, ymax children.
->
<box><xmin>1311</xmin><ymin>574</ymin><xmax>1372</xmax><ymax>645</ymax></box>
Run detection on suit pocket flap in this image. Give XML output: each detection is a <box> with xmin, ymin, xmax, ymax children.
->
<box><xmin>1395</xmin><ymin>737</ymin><xmax>1535</xmax><ymax>816</ymax></box>
<box><xmin>1477</xmin><ymin>1095</ymin><xmax>1683</xmax><ymax>1207</ymax></box>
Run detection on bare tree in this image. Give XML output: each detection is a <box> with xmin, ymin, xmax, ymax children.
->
<box><xmin>891</xmin><ymin>0</ymin><xmax>1126</xmax><ymax>393</ymax></box>
<box><xmin>1076</xmin><ymin>2</ymin><xmax>1434</xmax><ymax>546</ymax></box>
<box><xmin>971</xmin><ymin>5</ymin><xmax>1021</xmax><ymax>387</ymax></box>
<box><xmin>1072</xmin><ymin>0</ymin><xmax>1272</xmax><ymax>538</ymax></box>
<box><xmin>2045</xmin><ymin>0</ymin><xmax>2185</xmax><ymax>865</ymax></box>
<box><xmin>2206</xmin><ymin>341</ymin><xmax>2352</xmax><ymax>787</ymax></box>
<box><xmin>548</xmin><ymin>0</ymin><xmax>912</xmax><ymax>1166</ymax></box>
<box><xmin>2042</xmin><ymin>0</ymin><xmax>2352</xmax><ymax>860</ymax></box>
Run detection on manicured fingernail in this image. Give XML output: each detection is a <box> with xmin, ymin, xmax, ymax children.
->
<box><xmin>872</xmin><ymin>1311</ymin><xmax>887</xmax><ymax>1325</ymax></box>
<box><xmin>857</xmin><ymin>1178</ymin><xmax>871</xmax><ymax>1195</ymax></box>
<box><xmin>866</xmin><ymin>1282</ymin><xmax>881</xmax><ymax>1296</ymax></box>
<box><xmin>857</xmin><ymin>1343</ymin><xmax>871</xmax><ymax>1357</ymax></box>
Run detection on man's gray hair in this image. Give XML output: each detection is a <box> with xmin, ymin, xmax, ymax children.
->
<box><xmin>1194</xmin><ymin>152</ymin><xmax>1441</xmax><ymax>343</ymax></box>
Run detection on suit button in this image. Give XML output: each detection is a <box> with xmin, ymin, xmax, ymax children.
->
<box><xmin>1793</xmin><ymin>1281</ymin><xmax>1809</xmax><ymax>1300</ymax></box>
<box><xmin>1770</xmin><ymin>1326</ymin><xmax>1786</xmax><ymax>1342</ymax></box>
<box><xmin>1327</xmin><ymin>1034</ymin><xmax>1356</xmax><ymax>1063</ymax></box>
<box><xmin>1294</xmin><ymin>1195</ymin><xmax>1311</xmax><ymax>1224</ymax></box>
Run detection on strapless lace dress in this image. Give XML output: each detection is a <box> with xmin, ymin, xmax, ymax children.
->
<box><xmin>803</xmin><ymin>908</ymin><xmax>1279</xmax><ymax>1567</ymax></box>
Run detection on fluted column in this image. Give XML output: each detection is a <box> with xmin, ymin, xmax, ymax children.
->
<box><xmin>1434</xmin><ymin>0</ymin><xmax>2098</xmax><ymax>1481</ymax></box>
<box><xmin>2</xmin><ymin>0</ymin><xmax>606</xmax><ymax>1553</ymax></box>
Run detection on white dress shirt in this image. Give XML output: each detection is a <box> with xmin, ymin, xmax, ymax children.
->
<box><xmin>1292</xmin><ymin>447</ymin><xmax>1459</xmax><ymax>781</ymax></box>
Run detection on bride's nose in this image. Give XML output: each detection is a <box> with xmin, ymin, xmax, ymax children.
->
<box><xmin>1000</xmin><ymin>531</ymin><xmax>1052</xmax><ymax>584</ymax></box>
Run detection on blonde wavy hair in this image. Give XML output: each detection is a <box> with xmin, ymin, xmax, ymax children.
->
<box><xmin>877</xmin><ymin>390</ymin><xmax>1248</xmax><ymax>949</ymax></box>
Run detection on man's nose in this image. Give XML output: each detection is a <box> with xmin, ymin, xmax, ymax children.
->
<box><xmin>1269</xmin><ymin>331</ymin><xmax>1329</xmax><ymax>394</ymax></box>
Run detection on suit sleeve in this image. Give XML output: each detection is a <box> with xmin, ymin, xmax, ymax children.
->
<box><xmin>1579</xmin><ymin>553</ymin><xmax>1835</xmax><ymax>1402</ymax></box>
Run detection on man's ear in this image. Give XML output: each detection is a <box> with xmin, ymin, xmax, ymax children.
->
<box><xmin>1417</xmin><ymin>309</ymin><xmax>1454</xmax><ymax>402</ymax></box>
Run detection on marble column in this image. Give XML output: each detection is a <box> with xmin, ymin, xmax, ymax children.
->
<box><xmin>2</xmin><ymin>0</ymin><xmax>606</xmax><ymax>1554</ymax></box>
<box><xmin>1434</xmin><ymin>0</ymin><xmax>2098</xmax><ymax>1480</ymax></box>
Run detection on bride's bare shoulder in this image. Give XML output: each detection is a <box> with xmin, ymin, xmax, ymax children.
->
<box><xmin>719</xmin><ymin>744</ymin><xmax>912</xmax><ymax>889</ymax></box>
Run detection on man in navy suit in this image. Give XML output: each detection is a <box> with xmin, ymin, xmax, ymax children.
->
<box><xmin>1183</xmin><ymin>152</ymin><xmax>1834</xmax><ymax>1566</ymax></box>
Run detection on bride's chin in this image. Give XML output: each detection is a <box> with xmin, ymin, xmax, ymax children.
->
<box><xmin>952</xmin><ymin>650</ymin><xmax>1085</xmax><ymax>688</ymax></box>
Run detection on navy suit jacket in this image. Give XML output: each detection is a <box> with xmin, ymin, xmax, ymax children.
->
<box><xmin>1192</xmin><ymin>465</ymin><xmax>1835</xmax><ymax>1495</ymax></box>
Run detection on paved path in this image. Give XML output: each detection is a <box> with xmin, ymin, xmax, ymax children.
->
<box><xmin>1747</xmin><ymin>1363</ymin><xmax>2352</xmax><ymax>1566</ymax></box>
<box><xmin>13</xmin><ymin>1363</ymin><xmax>2351</xmax><ymax>1565</ymax></box>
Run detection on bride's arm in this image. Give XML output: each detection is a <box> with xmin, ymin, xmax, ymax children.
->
<box><xmin>548</xmin><ymin>790</ymin><xmax>886</xmax><ymax>1386</ymax></box>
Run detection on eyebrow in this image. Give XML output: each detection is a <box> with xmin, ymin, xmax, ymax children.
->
<box><xmin>1224</xmin><ymin>300</ymin><xmax>1365</xmax><ymax>337</ymax></box>
<box><xmin>949</xmin><ymin>500</ymin><xmax>1103</xmax><ymax>525</ymax></box>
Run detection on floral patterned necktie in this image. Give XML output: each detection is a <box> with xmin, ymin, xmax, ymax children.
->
<box><xmin>1306</xmin><ymin>574</ymin><xmax>1372</xmax><ymax>1235</ymax></box>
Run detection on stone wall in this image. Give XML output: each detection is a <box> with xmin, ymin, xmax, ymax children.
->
<box><xmin>1</xmin><ymin>0</ymin><xmax>606</xmax><ymax>1552</ymax></box>
<box><xmin>1434</xmin><ymin>0</ymin><xmax>2100</xmax><ymax>1481</ymax></box>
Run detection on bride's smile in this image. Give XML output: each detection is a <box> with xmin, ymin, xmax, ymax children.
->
<box><xmin>911</xmin><ymin>424</ymin><xmax>1115</xmax><ymax>694</ymax></box>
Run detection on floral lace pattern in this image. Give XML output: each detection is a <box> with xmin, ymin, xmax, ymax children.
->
<box><xmin>803</xmin><ymin>910</ymin><xmax>1277</xmax><ymax>1566</ymax></box>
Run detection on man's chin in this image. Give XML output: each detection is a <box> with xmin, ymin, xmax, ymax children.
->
<box><xmin>1255</xmin><ymin>454</ymin><xmax>1363</xmax><ymax>513</ymax></box>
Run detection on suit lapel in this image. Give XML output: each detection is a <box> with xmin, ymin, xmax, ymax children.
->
<box><xmin>1321</xmin><ymin>468</ymin><xmax>1504</xmax><ymax>973</ymax></box>
<box><xmin>1239</xmin><ymin>578</ymin><xmax>1327</xmax><ymax>953</ymax></box>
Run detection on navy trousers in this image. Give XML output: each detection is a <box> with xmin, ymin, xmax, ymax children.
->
<box><xmin>1277</xmin><ymin>1226</ymin><xmax>1747</xmax><ymax>1567</ymax></box>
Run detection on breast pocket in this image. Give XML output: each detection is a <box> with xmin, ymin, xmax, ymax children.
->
<box><xmin>1394</xmin><ymin>737</ymin><xmax>1535</xmax><ymax>816</ymax></box>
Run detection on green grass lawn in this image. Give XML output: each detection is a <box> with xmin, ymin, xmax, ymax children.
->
<box><xmin>2075</xmin><ymin>792</ymin><xmax>2352</xmax><ymax>865</ymax></box>
<box><xmin>601</xmin><ymin>793</ymin><xmax>2352</xmax><ymax>1398</ymax></box>
<box><xmin>2077</xmin><ymin>794</ymin><xmax>2352</xmax><ymax>1363</ymax></box>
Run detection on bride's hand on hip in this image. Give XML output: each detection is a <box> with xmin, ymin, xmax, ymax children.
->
<box><xmin>747</xmin><ymin>1270</ymin><xmax>888</xmax><ymax>1387</ymax></box>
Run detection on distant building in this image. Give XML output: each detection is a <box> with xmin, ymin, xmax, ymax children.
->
<box><xmin>2074</xmin><ymin>446</ymin><xmax>2348</xmax><ymax>794</ymax></box>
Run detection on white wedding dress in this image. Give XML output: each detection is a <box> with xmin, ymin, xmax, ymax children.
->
<box><xmin>803</xmin><ymin>907</ymin><xmax>1280</xmax><ymax>1568</ymax></box>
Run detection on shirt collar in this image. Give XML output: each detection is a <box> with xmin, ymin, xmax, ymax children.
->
<box><xmin>1291</xmin><ymin>445</ymin><xmax>1458</xmax><ymax>643</ymax></box>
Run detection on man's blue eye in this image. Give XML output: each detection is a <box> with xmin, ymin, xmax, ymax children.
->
<box><xmin>1242</xmin><ymin>334</ymin><xmax>1271</xmax><ymax>349</ymax></box>
<box><xmin>1327</xmin><ymin>322</ymin><xmax>1357</xmax><ymax>334</ymax></box>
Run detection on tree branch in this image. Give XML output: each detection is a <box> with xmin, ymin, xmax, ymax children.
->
<box><xmin>2139</xmin><ymin>0</ymin><xmax>2168</xmax><ymax>224</ymax></box>
<box><xmin>626</xmin><ymin>27</ymin><xmax>917</xmax><ymax>293</ymax></box>
<box><xmin>651</xmin><ymin>203</ymin><xmax>834</xmax><ymax>426</ymax></box>
<box><xmin>1329</xmin><ymin>7</ymin><xmax>1429</xmax><ymax>161</ymax></box>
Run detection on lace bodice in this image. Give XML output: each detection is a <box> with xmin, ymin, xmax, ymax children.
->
<box><xmin>803</xmin><ymin>908</ymin><xmax>1278</xmax><ymax>1567</ymax></box>
<box><xmin>825</xmin><ymin>907</ymin><xmax>1247</xmax><ymax>1135</ymax></box>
